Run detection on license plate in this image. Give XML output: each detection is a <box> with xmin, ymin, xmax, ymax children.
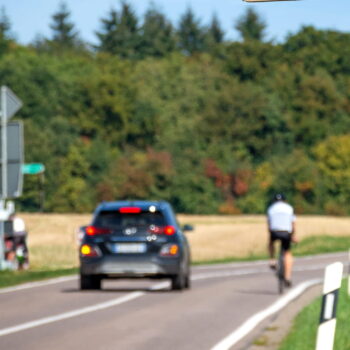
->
<box><xmin>113</xmin><ymin>243</ymin><xmax>147</xmax><ymax>253</ymax></box>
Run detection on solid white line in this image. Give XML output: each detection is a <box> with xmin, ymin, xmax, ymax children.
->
<box><xmin>0</xmin><ymin>291</ymin><xmax>145</xmax><ymax>337</ymax></box>
<box><xmin>210</xmin><ymin>279</ymin><xmax>322</xmax><ymax>350</ymax></box>
<box><xmin>0</xmin><ymin>280</ymin><xmax>171</xmax><ymax>337</ymax></box>
<box><xmin>193</xmin><ymin>263</ymin><xmax>340</xmax><ymax>282</ymax></box>
<box><xmin>193</xmin><ymin>252</ymin><xmax>349</xmax><ymax>271</ymax></box>
<box><xmin>0</xmin><ymin>264</ymin><xmax>328</xmax><ymax>338</ymax></box>
<box><xmin>0</xmin><ymin>275</ymin><xmax>78</xmax><ymax>294</ymax></box>
<box><xmin>0</xmin><ymin>252</ymin><xmax>346</xmax><ymax>295</ymax></box>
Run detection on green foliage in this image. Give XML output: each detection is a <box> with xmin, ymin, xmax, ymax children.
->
<box><xmin>50</xmin><ymin>2</ymin><xmax>78</xmax><ymax>46</ymax></box>
<box><xmin>235</xmin><ymin>8</ymin><xmax>266</xmax><ymax>42</ymax></box>
<box><xmin>207</xmin><ymin>14</ymin><xmax>225</xmax><ymax>45</ymax></box>
<box><xmin>0</xmin><ymin>6</ymin><xmax>349</xmax><ymax>214</ymax></box>
<box><xmin>313</xmin><ymin>134</ymin><xmax>350</xmax><ymax>214</ymax></box>
<box><xmin>177</xmin><ymin>7</ymin><xmax>207</xmax><ymax>55</ymax></box>
<box><xmin>138</xmin><ymin>5</ymin><xmax>176</xmax><ymax>58</ymax></box>
<box><xmin>96</xmin><ymin>1</ymin><xmax>140</xmax><ymax>59</ymax></box>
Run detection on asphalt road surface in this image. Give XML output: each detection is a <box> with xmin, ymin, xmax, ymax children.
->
<box><xmin>0</xmin><ymin>252</ymin><xmax>348</xmax><ymax>350</ymax></box>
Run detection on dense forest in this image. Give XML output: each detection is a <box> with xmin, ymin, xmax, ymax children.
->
<box><xmin>1</xmin><ymin>2</ymin><xmax>349</xmax><ymax>215</ymax></box>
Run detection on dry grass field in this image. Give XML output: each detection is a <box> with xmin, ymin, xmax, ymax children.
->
<box><xmin>20</xmin><ymin>213</ymin><xmax>350</xmax><ymax>270</ymax></box>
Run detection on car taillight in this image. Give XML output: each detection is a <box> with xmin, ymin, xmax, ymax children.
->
<box><xmin>160</xmin><ymin>244</ymin><xmax>179</xmax><ymax>257</ymax></box>
<box><xmin>164</xmin><ymin>225</ymin><xmax>176</xmax><ymax>235</ymax></box>
<box><xmin>119</xmin><ymin>207</ymin><xmax>141</xmax><ymax>214</ymax></box>
<box><xmin>85</xmin><ymin>226</ymin><xmax>111</xmax><ymax>236</ymax></box>
<box><xmin>148</xmin><ymin>225</ymin><xmax>176</xmax><ymax>235</ymax></box>
<box><xmin>80</xmin><ymin>244</ymin><xmax>101</xmax><ymax>257</ymax></box>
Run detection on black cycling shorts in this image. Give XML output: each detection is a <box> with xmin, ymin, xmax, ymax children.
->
<box><xmin>270</xmin><ymin>231</ymin><xmax>292</xmax><ymax>251</ymax></box>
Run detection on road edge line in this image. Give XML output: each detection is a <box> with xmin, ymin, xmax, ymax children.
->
<box><xmin>0</xmin><ymin>275</ymin><xmax>78</xmax><ymax>294</ymax></box>
<box><xmin>210</xmin><ymin>278</ymin><xmax>322</xmax><ymax>350</ymax></box>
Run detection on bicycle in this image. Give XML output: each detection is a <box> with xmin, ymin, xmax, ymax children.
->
<box><xmin>277</xmin><ymin>241</ymin><xmax>287</xmax><ymax>294</ymax></box>
<box><xmin>274</xmin><ymin>231</ymin><xmax>293</xmax><ymax>294</ymax></box>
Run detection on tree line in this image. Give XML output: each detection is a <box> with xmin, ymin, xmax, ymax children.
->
<box><xmin>0</xmin><ymin>2</ymin><xmax>349</xmax><ymax>215</ymax></box>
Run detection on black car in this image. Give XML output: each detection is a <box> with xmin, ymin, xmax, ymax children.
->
<box><xmin>79</xmin><ymin>201</ymin><xmax>192</xmax><ymax>291</ymax></box>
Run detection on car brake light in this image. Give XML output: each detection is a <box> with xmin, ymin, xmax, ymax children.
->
<box><xmin>164</xmin><ymin>225</ymin><xmax>176</xmax><ymax>235</ymax></box>
<box><xmin>85</xmin><ymin>226</ymin><xmax>111</xmax><ymax>236</ymax></box>
<box><xmin>119</xmin><ymin>207</ymin><xmax>142</xmax><ymax>214</ymax></box>
<box><xmin>80</xmin><ymin>244</ymin><xmax>100</xmax><ymax>257</ymax></box>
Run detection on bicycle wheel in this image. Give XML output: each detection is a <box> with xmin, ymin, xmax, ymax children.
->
<box><xmin>277</xmin><ymin>247</ymin><xmax>285</xmax><ymax>294</ymax></box>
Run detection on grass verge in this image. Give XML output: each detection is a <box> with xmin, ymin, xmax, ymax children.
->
<box><xmin>0</xmin><ymin>268</ymin><xmax>78</xmax><ymax>289</ymax></box>
<box><xmin>279</xmin><ymin>280</ymin><xmax>350</xmax><ymax>350</ymax></box>
<box><xmin>294</xmin><ymin>235</ymin><xmax>350</xmax><ymax>256</ymax></box>
<box><xmin>194</xmin><ymin>235</ymin><xmax>350</xmax><ymax>265</ymax></box>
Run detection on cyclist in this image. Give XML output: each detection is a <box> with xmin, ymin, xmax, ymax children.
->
<box><xmin>267</xmin><ymin>193</ymin><xmax>297</xmax><ymax>287</ymax></box>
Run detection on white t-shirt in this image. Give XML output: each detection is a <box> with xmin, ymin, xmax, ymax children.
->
<box><xmin>267</xmin><ymin>201</ymin><xmax>296</xmax><ymax>233</ymax></box>
<box><xmin>13</xmin><ymin>217</ymin><xmax>26</xmax><ymax>236</ymax></box>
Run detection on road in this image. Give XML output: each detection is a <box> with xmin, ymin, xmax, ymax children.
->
<box><xmin>0</xmin><ymin>252</ymin><xmax>348</xmax><ymax>350</ymax></box>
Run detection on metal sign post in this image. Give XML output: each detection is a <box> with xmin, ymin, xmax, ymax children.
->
<box><xmin>1</xmin><ymin>86</ymin><xmax>7</xmax><ymax>199</ymax></box>
<box><xmin>0</xmin><ymin>86</ymin><xmax>22</xmax><ymax>270</ymax></box>
<box><xmin>1</xmin><ymin>86</ymin><xmax>22</xmax><ymax>200</ymax></box>
<box><xmin>0</xmin><ymin>221</ymin><xmax>4</xmax><ymax>269</ymax></box>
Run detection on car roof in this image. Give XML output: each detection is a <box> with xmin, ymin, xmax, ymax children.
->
<box><xmin>96</xmin><ymin>200</ymin><xmax>171</xmax><ymax>212</ymax></box>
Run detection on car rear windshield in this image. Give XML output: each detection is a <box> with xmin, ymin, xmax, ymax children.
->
<box><xmin>94</xmin><ymin>210</ymin><xmax>166</xmax><ymax>229</ymax></box>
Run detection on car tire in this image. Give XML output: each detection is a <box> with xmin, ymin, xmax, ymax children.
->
<box><xmin>171</xmin><ymin>270</ymin><xmax>186</xmax><ymax>291</ymax></box>
<box><xmin>80</xmin><ymin>274</ymin><xmax>101</xmax><ymax>290</ymax></box>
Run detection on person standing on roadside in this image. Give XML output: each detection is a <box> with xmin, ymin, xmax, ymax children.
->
<box><xmin>9</xmin><ymin>213</ymin><xmax>29</xmax><ymax>270</ymax></box>
<box><xmin>267</xmin><ymin>194</ymin><xmax>297</xmax><ymax>287</ymax></box>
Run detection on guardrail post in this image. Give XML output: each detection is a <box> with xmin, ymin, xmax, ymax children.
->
<box><xmin>315</xmin><ymin>262</ymin><xmax>343</xmax><ymax>350</ymax></box>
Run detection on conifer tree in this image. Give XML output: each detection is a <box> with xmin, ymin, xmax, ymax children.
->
<box><xmin>96</xmin><ymin>1</ymin><xmax>139</xmax><ymax>58</ymax></box>
<box><xmin>207</xmin><ymin>13</ymin><xmax>224</xmax><ymax>44</ymax></box>
<box><xmin>0</xmin><ymin>7</ymin><xmax>12</xmax><ymax>54</ymax></box>
<box><xmin>177</xmin><ymin>7</ymin><xmax>206</xmax><ymax>55</ymax></box>
<box><xmin>235</xmin><ymin>8</ymin><xmax>266</xmax><ymax>42</ymax></box>
<box><xmin>139</xmin><ymin>4</ymin><xmax>176</xmax><ymax>58</ymax></box>
<box><xmin>0</xmin><ymin>7</ymin><xmax>11</xmax><ymax>40</ymax></box>
<box><xmin>50</xmin><ymin>1</ymin><xmax>80</xmax><ymax>49</ymax></box>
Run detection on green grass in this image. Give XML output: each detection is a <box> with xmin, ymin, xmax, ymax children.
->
<box><xmin>194</xmin><ymin>235</ymin><xmax>350</xmax><ymax>265</ymax></box>
<box><xmin>279</xmin><ymin>280</ymin><xmax>350</xmax><ymax>350</ymax></box>
<box><xmin>0</xmin><ymin>268</ymin><xmax>78</xmax><ymax>289</ymax></box>
<box><xmin>294</xmin><ymin>235</ymin><xmax>350</xmax><ymax>256</ymax></box>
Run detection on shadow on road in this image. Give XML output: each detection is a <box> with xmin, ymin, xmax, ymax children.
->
<box><xmin>61</xmin><ymin>287</ymin><xmax>172</xmax><ymax>294</ymax></box>
<box><xmin>236</xmin><ymin>289</ymin><xmax>277</xmax><ymax>296</ymax></box>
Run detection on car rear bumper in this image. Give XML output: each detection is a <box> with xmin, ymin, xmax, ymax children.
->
<box><xmin>80</xmin><ymin>255</ymin><xmax>181</xmax><ymax>277</ymax></box>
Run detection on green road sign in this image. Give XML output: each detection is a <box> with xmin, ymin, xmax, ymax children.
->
<box><xmin>22</xmin><ymin>163</ymin><xmax>45</xmax><ymax>175</ymax></box>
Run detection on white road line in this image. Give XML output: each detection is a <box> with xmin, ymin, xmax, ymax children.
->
<box><xmin>0</xmin><ymin>280</ymin><xmax>171</xmax><ymax>337</ymax></box>
<box><xmin>193</xmin><ymin>263</ymin><xmax>344</xmax><ymax>282</ymax></box>
<box><xmin>0</xmin><ymin>252</ymin><xmax>346</xmax><ymax>295</ymax></box>
<box><xmin>0</xmin><ymin>276</ymin><xmax>78</xmax><ymax>294</ymax></box>
<box><xmin>0</xmin><ymin>291</ymin><xmax>145</xmax><ymax>337</ymax></box>
<box><xmin>0</xmin><ymin>264</ymin><xmax>329</xmax><ymax>338</ymax></box>
<box><xmin>210</xmin><ymin>279</ymin><xmax>322</xmax><ymax>350</ymax></box>
<box><xmin>193</xmin><ymin>252</ymin><xmax>348</xmax><ymax>271</ymax></box>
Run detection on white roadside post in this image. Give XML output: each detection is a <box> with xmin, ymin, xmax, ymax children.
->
<box><xmin>316</xmin><ymin>262</ymin><xmax>343</xmax><ymax>350</ymax></box>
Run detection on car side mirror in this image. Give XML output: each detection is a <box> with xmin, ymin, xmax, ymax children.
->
<box><xmin>182</xmin><ymin>224</ymin><xmax>194</xmax><ymax>232</ymax></box>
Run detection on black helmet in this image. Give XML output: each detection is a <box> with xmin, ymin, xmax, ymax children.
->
<box><xmin>273</xmin><ymin>193</ymin><xmax>286</xmax><ymax>201</ymax></box>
